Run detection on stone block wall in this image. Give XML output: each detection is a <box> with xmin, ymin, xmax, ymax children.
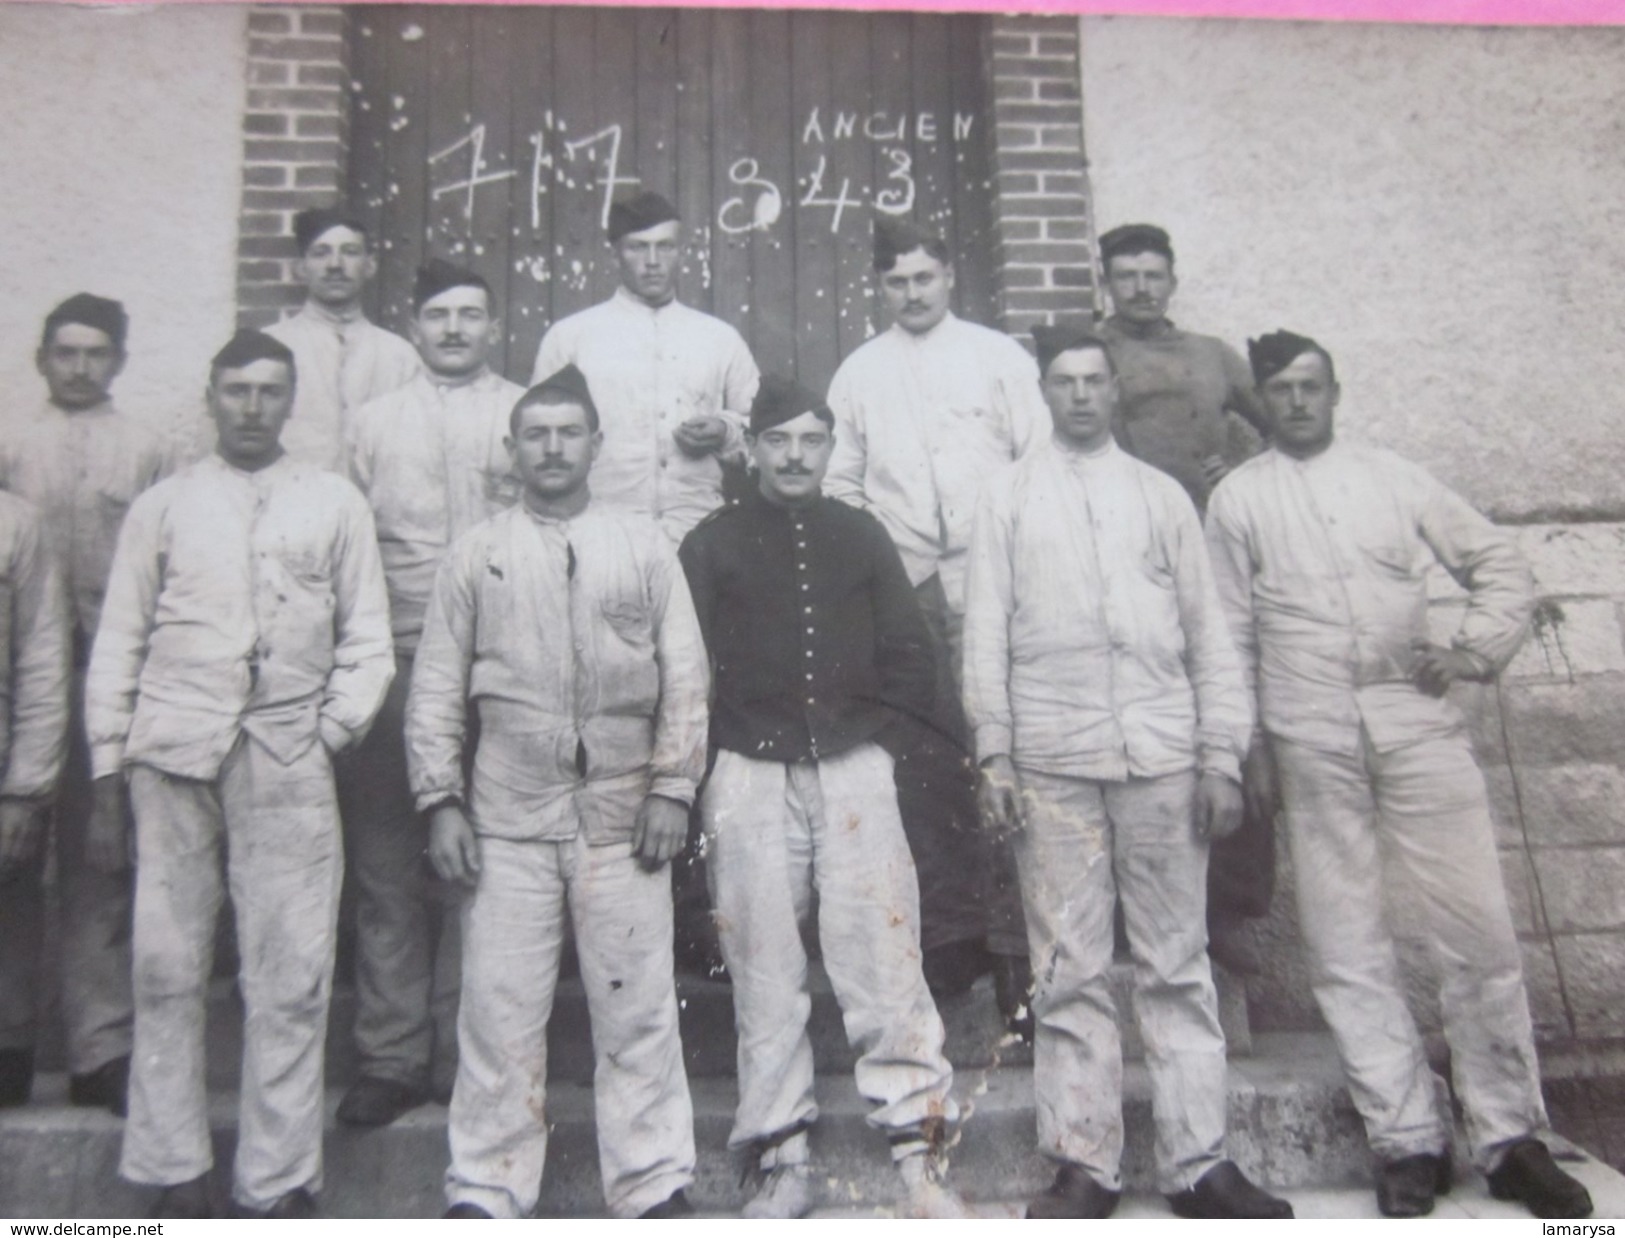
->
<box><xmin>1250</xmin><ymin>522</ymin><xmax>1625</xmax><ymax>1046</ymax></box>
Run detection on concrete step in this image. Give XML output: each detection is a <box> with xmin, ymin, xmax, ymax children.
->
<box><xmin>1</xmin><ymin>1032</ymin><xmax>1560</xmax><ymax>1219</ymax></box>
<box><xmin>202</xmin><ymin>961</ymin><xmax>1252</xmax><ymax>1089</ymax></box>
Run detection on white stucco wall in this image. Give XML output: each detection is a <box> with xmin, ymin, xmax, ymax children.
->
<box><xmin>1080</xmin><ymin>16</ymin><xmax>1625</xmax><ymax>521</ymax></box>
<box><xmin>0</xmin><ymin>4</ymin><xmax>247</xmax><ymax>438</ymax></box>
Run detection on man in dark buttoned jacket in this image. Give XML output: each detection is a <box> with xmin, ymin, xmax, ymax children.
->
<box><xmin>679</xmin><ymin>375</ymin><xmax>964</xmax><ymax>1221</ymax></box>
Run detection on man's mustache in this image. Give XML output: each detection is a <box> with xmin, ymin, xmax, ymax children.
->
<box><xmin>776</xmin><ymin>465</ymin><xmax>813</xmax><ymax>476</ymax></box>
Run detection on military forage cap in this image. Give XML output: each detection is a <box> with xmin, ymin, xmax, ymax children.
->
<box><xmin>293</xmin><ymin>205</ymin><xmax>370</xmax><ymax>254</ymax></box>
<box><xmin>1097</xmin><ymin>222</ymin><xmax>1175</xmax><ymax>266</ymax></box>
<box><xmin>607</xmin><ymin>191</ymin><xmax>679</xmax><ymax>242</ymax></box>
<box><xmin>1247</xmin><ymin>329</ymin><xmax>1325</xmax><ymax>384</ymax></box>
<box><xmin>749</xmin><ymin>374</ymin><xmax>834</xmax><ymax>436</ymax></box>
<box><xmin>211</xmin><ymin>329</ymin><xmax>295</xmax><ymax>374</ymax></box>
<box><xmin>872</xmin><ymin>214</ymin><xmax>939</xmax><ymax>269</ymax></box>
<box><xmin>45</xmin><ymin>293</ymin><xmax>129</xmax><ymax>350</ymax></box>
<box><xmin>529</xmin><ymin>363</ymin><xmax>597</xmax><ymax>413</ymax></box>
<box><xmin>1031</xmin><ymin>322</ymin><xmax>1109</xmax><ymax>378</ymax></box>
<box><xmin>413</xmin><ymin>258</ymin><xmax>489</xmax><ymax>310</ymax></box>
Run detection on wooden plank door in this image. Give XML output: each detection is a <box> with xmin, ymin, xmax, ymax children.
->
<box><xmin>347</xmin><ymin>6</ymin><xmax>996</xmax><ymax>393</ymax></box>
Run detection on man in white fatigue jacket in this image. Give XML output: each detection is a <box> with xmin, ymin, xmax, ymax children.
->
<box><xmin>86</xmin><ymin>329</ymin><xmax>394</xmax><ymax>1218</ymax></box>
<box><xmin>531</xmin><ymin>191</ymin><xmax>759</xmax><ymax>545</ymax></box>
<box><xmin>825</xmin><ymin>216</ymin><xmax>1052</xmax><ymax>1030</ymax></box>
<box><xmin>0</xmin><ymin>293</ymin><xmax>173</xmax><ymax>1115</ymax></box>
<box><xmin>1205</xmin><ymin>329</ymin><xmax>1592</xmax><ymax>1221</ymax></box>
<box><xmin>407</xmin><ymin>365</ymin><xmax>706</xmax><ymax>1219</ymax></box>
<box><xmin>679</xmin><ymin>374</ymin><xmax>966</xmax><ymax>1220</ymax></box>
<box><xmin>962</xmin><ymin>326</ymin><xmax>1293</xmax><ymax>1220</ymax></box>
<box><xmin>0</xmin><ymin>491</ymin><xmax>72</xmax><ymax>1109</ymax></box>
<box><xmin>266</xmin><ymin>205</ymin><xmax>420</xmax><ymax>472</ymax></box>
<box><xmin>336</xmin><ymin>259</ymin><xmax>527</xmax><ymax>1127</ymax></box>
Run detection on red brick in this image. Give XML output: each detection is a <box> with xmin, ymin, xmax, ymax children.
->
<box><xmin>242</xmin><ymin>164</ymin><xmax>288</xmax><ymax>188</ymax></box>
<box><xmin>243</xmin><ymin>188</ymin><xmax>339</xmax><ymax>211</ymax></box>
<box><xmin>996</xmin><ymin>124</ymin><xmax>1042</xmax><ymax>150</ymax></box>
<box><xmin>1037</xmin><ymin>78</ymin><xmax>1082</xmax><ymax>102</ymax></box>
<box><xmin>997</xmin><ymin>196</ymin><xmax>1090</xmax><ymax>219</ymax></box>
<box><xmin>991</xmin><ymin>33</ymin><xmax>1037</xmax><ymax>56</ymax></box>
<box><xmin>994</xmin><ymin>15</ymin><xmax>1076</xmax><ymax>35</ymax></box>
<box><xmin>992</xmin><ymin>57</ymin><xmax>1076</xmax><ymax>76</ymax></box>
<box><xmin>1041</xmin><ymin>173</ymin><xmax>1087</xmax><ymax>195</ymax></box>
<box><xmin>297</xmin><ymin>11</ymin><xmax>345</xmax><ymax>38</ymax></box>
<box><xmin>1002</xmin><ymin>266</ymin><xmax>1049</xmax><ymax>289</ymax></box>
<box><xmin>996</xmin><ymin>103</ymin><xmax>1082</xmax><ymax>125</ymax></box>
<box><xmin>238</xmin><ymin>236</ymin><xmax>298</xmax><ymax>259</ymax></box>
<box><xmin>1036</xmin><ymin>35</ymin><xmax>1077</xmax><ymax>55</ymax></box>
<box><xmin>298</xmin><ymin>64</ymin><xmax>346</xmax><ymax>88</ymax></box>
<box><xmin>995</xmin><ymin>172</ymin><xmax>1041</xmax><ymax>194</ymax></box>
<box><xmin>1005</xmin><ymin>288</ymin><xmax>1094</xmax><ymax>309</ymax></box>
<box><xmin>293</xmin><ymin>165</ymin><xmax>342</xmax><ymax>189</ymax></box>
<box><xmin>1001</xmin><ymin>219</ymin><xmax>1043</xmax><ymax>241</ymax></box>
<box><xmin>991</xmin><ymin>150</ymin><xmax>1080</xmax><ymax>172</ymax></box>
<box><xmin>247</xmin><ymin>11</ymin><xmax>293</xmax><ymax>34</ymax></box>
<box><xmin>1002</xmin><ymin>242</ymin><xmax>1092</xmax><ymax>265</ymax></box>
<box><xmin>296</xmin><ymin>114</ymin><xmax>343</xmax><ymax>138</ymax></box>
<box><xmin>1044</xmin><ymin>218</ymin><xmax>1092</xmax><ymax>241</ymax></box>
<box><xmin>993</xmin><ymin>77</ymin><xmax>1037</xmax><ymax>102</ymax></box>
<box><xmin>244</xmin><ymin>112</ymin><xmax>288</xmax><ymax>136</ymax></box>
<box><xmin>237</xmin><ymin>260</ymin><xmax>285</xmax><ymax>283</ymax></box>
<box><xmin>248</xmin><ymin>37</ymin><xmax>344</xmax><ymax>62</ymax></box>
<box><xmin>1052</xmin><ymin>266</ymin><xmax>1094</xmax><ymax>288</ymax></box>
<box><xmin>239</xmin><ymin>211</ymin><xmax>288</xmax><ymax>237</ymax></box>
<box><xmin>247</xmin><ymin>62</ymin><xmax>291</xmax><ymax>85</ymax></box>
<box><xmin>237</xmin><ymin>284</ymin><xmax>306</xmax><ymax>310</ymax></box>
<box><xmin>244</xmin><ymin>139</ymin><xmax>341</xmax><ymax>163</ymax></box>
<box><xmin>248</xmin><ymin>88</ymin><xmax>341</xmax><ymax>112</ymax></box>
<box><xmin>1038</xmin><ymin>125</ymin><xmax>1084</xmax><ymax>151</ymax></box>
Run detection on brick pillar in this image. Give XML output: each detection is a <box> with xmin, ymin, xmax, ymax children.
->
<box><xmin>236</xmin><ymin>5</ymin><xmax>352</xmax><ymax>328</ymax></box>
<box><xmin>986</xmin><ymin>15</ymin><xmax>1097</xmax><ymax>338</ymax></box>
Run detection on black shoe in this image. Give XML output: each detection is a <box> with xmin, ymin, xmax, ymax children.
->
<box><xmin>233</xmin><ymin>1188</ymin><xmax>319</xmax><ymax>1218</ymax></box>
<box><xmin>1026</xmin><ymin>1164</ymin><xmax>1120</xmax><ymax>1219</ymax></box>
<box><xmin>993</xmin><ymin>954</ymin><xmax>1035</xmax><ymax>1043</ymax></box>
<box><xmin>1375</xmin><ymin>1151</ymin><xmax>1451</xmax><ymax>1217</ymax></box>
<box><xmin>1487</xmin><ymin>1139</ymin><xmax>1593</xmax><ymax>1219</ymax></box>
<box><xmin>69</xmin><ymin>1054</ymin><xmax>130</xmax><ymax>1117</ymax></box>
<box><xmin>150</xmin><ymin>1174</ymin><xmax>214</xmax><ymax>1219</ymax></box>
<box><xmin>336</xmin><ymin>1075</ymin><xmax>427</xmax><ymax>1128</ymax></box>
<box><xmin>639</xmin><ymin>1189</ymin><xmax>695</xmax><ymax>1218</ymax></box>
<box><xmin>1167</xmin><ymin>1160</ymin><xmax>1294</xmax><ymax>1219</ymax></box>
<box><xmin>443</xmin><ymin>1203</ymin><xmax>494</xmax><ymax>1218</ymax></box>
<box><xmin>1207</xmin><ymin>917</ymin><xmax>1263</xmax><ymax>976</ymax></box>
<box><xmin>0</xmin><ymin>1047</ymin><xmax>34</xmax><ymax>1107</ymax></box>
<box><xmin>923</xmin><ymin>939</ymin><xmax>991</xmax><ymax>1001</ymax></box>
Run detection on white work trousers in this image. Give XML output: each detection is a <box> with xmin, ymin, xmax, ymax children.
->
<box><xmin>119</xmin><ymin>736</ymin><xmax>342</xmax><ymax>1211</ymax></box>
<box><xmin>1013</xmin><ymin>767</ymin><xmax>1227</xmax><ymax>1194</ymax></box>
<box><xmin>1274</xmin><ymin>729</ymin><xmax>1547</xmax><ymax>1171</ymax></box>
<box><xmin>701</xmin><ymin>744</ymin><xmax>957</xmax><ymax>1160</ymax></box>
<box><xmin>446</xmin><ymin>834</ymin><xmax>694</xmax><ymax>1219</ymax></box>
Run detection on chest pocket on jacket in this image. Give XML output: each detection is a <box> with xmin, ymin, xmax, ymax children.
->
<box><xmin>602</xmin><ymin>597</ymin><xmax>653</xmax><ymax>646</ymax></box>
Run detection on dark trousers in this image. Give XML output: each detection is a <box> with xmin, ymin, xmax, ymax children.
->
<box><xmin>898</xmin><ymin>576</ymin><xmax>1027</xmax><ymax>957</ymax></box>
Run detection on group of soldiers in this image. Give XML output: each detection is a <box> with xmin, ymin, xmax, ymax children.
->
<box><xmin>0</xmin><ymin>192</ymin><xmax>1596</xmax><ymax>1222</ymax></box>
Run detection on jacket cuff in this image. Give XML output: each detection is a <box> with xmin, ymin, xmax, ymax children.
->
<box><xmin>1198</xmin><ymin>748</ymin><xmax>1243</xmax><ymax>784</ymax></box>
<box><xmin>414</xmin><ymin>780</ymin><xmax>465</xmax><ymax>815</ymax></box>
<box><xmin>974</xmin><ymin>722</ymin><xmax>1013</xmax><ymax>764</ymax></box>
<box><xmin>648</xmin><ymin>774</ymin><xmax>697</xmax><ymax>809</ymax></box>
<box><xmin>90</xmin><ymin>741</ymin><xmax>126</xmax><ymax>782</ymax></box>
<box><xmin>1448</xmin><ymin>640</ymin><xmax>1498</xmax><ymax>680</ymax></box>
